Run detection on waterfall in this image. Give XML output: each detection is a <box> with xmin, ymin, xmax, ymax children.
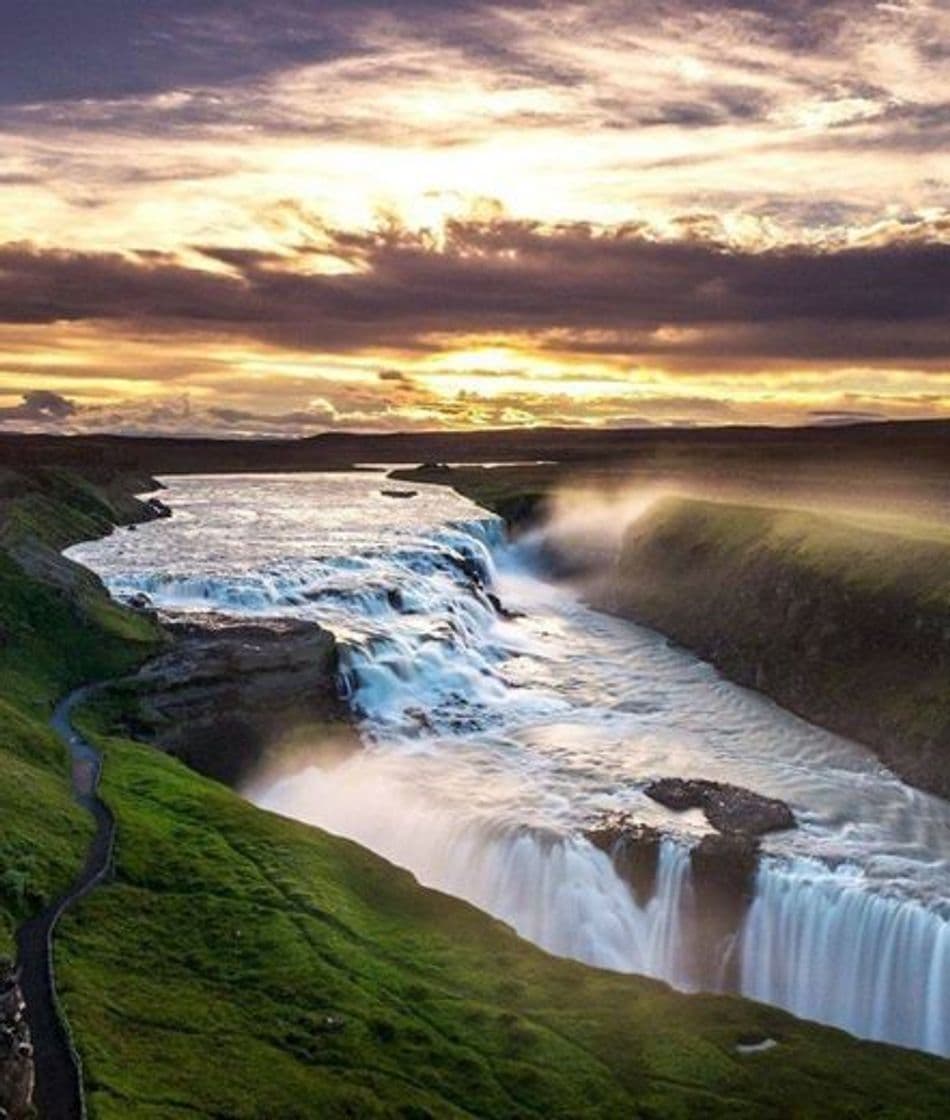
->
<box><xmin>68</xmin><ymin>471</ymin><xmax>950</xmax><ymax>1058</ymax></box>
<box><xmin>740</xmin><ymin>859</ymin><xmax>950</xmax><ymax>1055</ymax></box>
<box><xmin>256</xmin><ymin>746</ymin><xmax>950</xmax><ymax>1057</ymax></box>
<box><xmin>252</xmin><ymin>755</ymin><xmax>695</xmax><ymax>981</ymax></box>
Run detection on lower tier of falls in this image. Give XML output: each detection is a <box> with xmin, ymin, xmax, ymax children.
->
<box><xmin>252</xmin><ymin>758</ymin><xmax>950</xmax><ymax>1058</ymax></box>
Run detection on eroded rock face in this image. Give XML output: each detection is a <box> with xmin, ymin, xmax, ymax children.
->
<box><xmin>687</xmin><ymin>833</ymin><xmax>761</xmax><ymax>991</ymax></box>
<box><xmin>645</xmin><ymin>778</ymin><xmax>795</xmax><ymax>836</ymax></box>
<box><xmin>132</xmin><ymin>615</ymin><xmax>357</xmax><ymax>787</ymax></box>
<box><xmin>585</xmin><ymin>815</ymin><xmax>662</xmax><ymax>905</ymax></box>
<box><xmin>0</xmin><ymin>960</ymin><xmax>34</xmax><ymax>1120</ymax></box>
<box><xmin>689</xmin><ymin>833</ymin><xmax>760</xmax><ymax>904</ymax></box>
<box><xmin>635</xmin><ymin>777</ymin><xmax>788</xmax><ymax>989</ymax></box>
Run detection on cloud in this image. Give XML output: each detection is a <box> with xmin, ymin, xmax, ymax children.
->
<box><xmin>808</xmin><ymin>408</ymin><xmax>887</xmax><ymax>425</ymax></box>
<box><xmin>0</xmin><ymin>217</ymin><xmax>946</xmax><ymax>367</ymax></box>
<box><xmin>0</xmin><ymin>1</ymin><xmax>364</xmax><ymax>106</ymax></box>
<box><xmin>0</xmin><ymin>389</ymin><xmax>77</xmax><ymax>424</ymax></box>
<box><xmin>0</xmin><ymin>2</ymin><xmax>947</xmax><ymax>434</ymax></box>
<box><xmin>1</xmin><ymin>0</ymin><xmax>946</xmax><ymax>264</ymax></box>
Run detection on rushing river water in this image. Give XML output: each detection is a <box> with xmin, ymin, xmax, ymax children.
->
<box><xmin>68</xmin><ymin>472</ymin><xmax>950</xmax><ymax>1057</ymax></box>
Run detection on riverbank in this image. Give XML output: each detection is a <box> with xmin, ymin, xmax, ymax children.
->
<box><xmin>407</xmin><ymin>464</ymin><xmax>950</xmax><ymax>800</ymax></box>
<box><xmin>606</xmin><ymin>496</ymin><xmax>950</xmax><ymax>799</ymax></box>
<box><xmin>2</xmin><ymin>464</ymin><xmax>950</xmax><ymax>1116</ymax></box>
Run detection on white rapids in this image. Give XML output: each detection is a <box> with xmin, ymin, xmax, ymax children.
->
<box><xmin>67</xmin><ymin>471</ymin><xmax>950</xmax><ymax>1057</ymax></box>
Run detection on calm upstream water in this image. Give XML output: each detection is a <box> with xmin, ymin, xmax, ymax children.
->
<box><xmin>68</xmin><ymin>472</ymin><xmax>950</xmax><ymax>1056</ymax></box>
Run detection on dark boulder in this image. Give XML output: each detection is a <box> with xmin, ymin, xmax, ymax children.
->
<box><xmin>143</xmin><ymin>496</ymin><xmax>172</xmax><ymax>519</ymax></box>
<box><xmin>644</xmin><ymin>777</ymin><xmax>706</xmax><ymax>813</ymax></box>
<box><xmin>645</xmin><ymin>778</ymin><xmax>795</xmax><ymax>837</ymax></box>
<box><xmin>703</xmin><ymin>785</ymin><xmax>795</xmax><ymax>836</ymax></box>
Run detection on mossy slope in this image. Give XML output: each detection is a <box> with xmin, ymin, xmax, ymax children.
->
<box><xmin>0</xmin><ymin>470</ymin><xmax>161</xmax><ymax>956</ymax></box>
<box><xmin>612</xmin><ymin>496</ymin><xmax>950</xmax><ymax>795</ymax></box>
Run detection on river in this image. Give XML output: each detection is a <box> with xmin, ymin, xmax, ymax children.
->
<box><xmin>67</xmin><ymin>471</ymin><xmax>950</xmax><ymax>1057</ymax></box>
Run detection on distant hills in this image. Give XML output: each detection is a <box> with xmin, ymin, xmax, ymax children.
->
<box><xmin>1</xmin><ymin>418</ymin><xmax>948</xmax><ymax>478</ymax></box>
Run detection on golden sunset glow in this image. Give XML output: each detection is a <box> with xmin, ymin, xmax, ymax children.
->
<box><xmin>0</xmin><ymin>1</ymin><xmax>947</xmax><ymax>433</ymax></box>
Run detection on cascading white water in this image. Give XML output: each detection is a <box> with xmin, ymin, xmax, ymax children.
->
<box><xmin>68</xmin><ymin>471</ymin><xmax>950</xmax><ymax>1057</ymax></box>
<box><xmin>741</xmin><ymin>858</ymin><xmax>950</xmax><ymax>1055</ymax></box>
<box><xmin>252</xmin><ymin>752</ymin><xmax>694</xmax><ymax>980</ymax></box>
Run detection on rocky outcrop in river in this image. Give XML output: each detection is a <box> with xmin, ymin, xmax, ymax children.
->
<box><xmin>686</xmin><ymin>832</ymin><xmax>760</xmax><ymax>990</ymax></box>
<box><xmin>131</xmin><ymin>615</ymin><xmax>358</xmax><ymax>787</ymax></box>
<box><xmin>587</xmin><ymin>779</ymin><xmax>795</xmax><ymax>989</ymax></box>
<box><xmin>585</xmin><ymin>816</ymin><xmax>661</xmax><ymax>905</ymax></box>
<box><xmin>645</xmin><ymin>778</ymin><xmax>796</xmax><ymax>836</ymax></box>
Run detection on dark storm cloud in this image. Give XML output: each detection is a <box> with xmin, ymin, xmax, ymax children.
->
<box><xmin>0</xmin><ymin>2</ymin><xmax>895</xmax><ymax>110</ymax></box>
<box><xmin>0</xmin><ymin>220</ymin><xmax>946</xmax><ymax>366</ymax></box>
<box><xmin>0</xmin><ymin>389</ymin><xmax>77</xmax><ymax>423</ymax></box>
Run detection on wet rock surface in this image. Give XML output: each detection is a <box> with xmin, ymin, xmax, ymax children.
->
<box><xmin>486</xmin><ymin>591</ymin><xmax>525</xmax><ymax>622</ymax></box>
<box><xmin>689</xmin><ymin>833</ymin><xmax>760</xmax><ymax>905</ymax></box>
<box><xmin>143</xmin><ymin>495</ymin><xmax>172</xmax><ymax>518</ymax></box>
<box><xmin>687</xmin><ymin>833</ymin><xmax>761</xmax><ymax>990</ymax></box>
<box><xmin>131</xmin><ymin>614</ymin><xmax>356</xmax><ymax>787</ymax></box>
<box><xmin>585</xmin><ymin>814</ymin><xmax>661</xmax><ymax>905</ymax></box>
<box><xmin>0</xmin><ymin>960</ymin><xmax>34</xmax><ymax>1120</ymax></box>
<box><xmin>645</xmin><ymin>778</ymin><xmax>796</xmax><ymax>836</ymax></box>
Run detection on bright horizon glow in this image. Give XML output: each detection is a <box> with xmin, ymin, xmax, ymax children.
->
<box><xmin>0</xmin><ymin>1</ymin><xmax>947</xmax><ymax>435</ymax></box>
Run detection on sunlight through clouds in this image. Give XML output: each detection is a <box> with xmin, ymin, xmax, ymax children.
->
<box><xmin>0</xmin><ymin>1</ymin><xmax>947</xmax><ymax>432</ymax></box>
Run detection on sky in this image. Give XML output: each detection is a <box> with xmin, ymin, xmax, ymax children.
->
<box><xmin>0</xmin><ymin>0</ymin><xmax>948</xmax><ymax>435</ymax></box>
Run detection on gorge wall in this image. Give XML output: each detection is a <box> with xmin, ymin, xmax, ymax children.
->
<box><xmin>603</xmin><ymin>497</ymin><xmax>950</xmax><ymax>798</ymax></box>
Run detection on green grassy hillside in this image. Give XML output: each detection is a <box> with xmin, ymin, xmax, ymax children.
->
<box><xmin>56</xmin><ymin>698</ymin><xmax>950</xmax><ymax>1120</ymax></box>
<box><xmin>2</xmin><ymin>469</ymin><xmax>949</xmax><ymax>1118</ymax></box>
<box><xmin>612</xmin><ymin>496</ymin><xmax>950</xmax><ymax>795</ymax></box>
<box><xmin>0</xmin><ymin>471</ymin><xmax>161</xmax><ymax>955</ymax></box>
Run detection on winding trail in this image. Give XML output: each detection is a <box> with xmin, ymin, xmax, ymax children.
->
<box><xmin>15</xmin><ymin>685</ymin><xmax>114</xmax><ymax>1120</ymax></box>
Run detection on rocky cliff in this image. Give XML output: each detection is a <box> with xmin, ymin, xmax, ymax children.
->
<box><xmin>129</xmin><ymin>614</ymin><xmax>357</xmax><ymax>788</ymax></box>
<box><xmin>0</xmin><ymin>961</ymin><xmax>33</xmax><ymax>1120</ymax></box>
<box><xmin>604</xmin><ymin>497</ymin><xmax>950</xmax><ymax>798</ymax></box>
